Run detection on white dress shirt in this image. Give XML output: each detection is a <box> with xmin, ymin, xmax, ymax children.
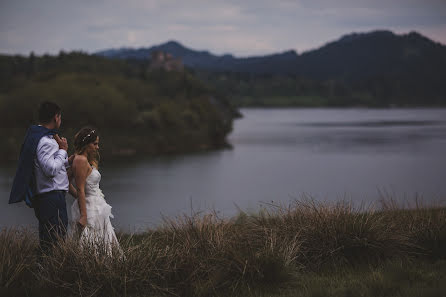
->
<box><xmin>34</xmin><ymin>135</ymin><xmax>69</xmax><ymax>194</ymax></box>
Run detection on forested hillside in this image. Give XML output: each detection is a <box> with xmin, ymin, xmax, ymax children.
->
<box><xmin>97</xmin><ymin>30</ymin><xmax>446</xmax><ymax>107</ymax></box>
<box><xmin>0</xmin><ymin>52</ymin><xmax>239</xmax><ymax>162</ymax></box>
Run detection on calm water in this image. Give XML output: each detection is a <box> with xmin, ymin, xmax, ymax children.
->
<box><xmin>2</xmin><ymin>108</ymin><xmax>446</xmax><ymax>232</ymax></box>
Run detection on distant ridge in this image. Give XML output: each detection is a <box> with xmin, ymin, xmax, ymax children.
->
<box><xmin>95</xmin><ymin>40</ymin><xmax>300</xmax><ymax>72</ymax></box>
<box><xmin>95</xmin><ymin>30</ymin><xmax>446</xmax><ymax>82</ymax></box>
<box><xmin>295</xmin><ymin>30</ymin><xmax>446</xmax><ymax>81</ymax></box>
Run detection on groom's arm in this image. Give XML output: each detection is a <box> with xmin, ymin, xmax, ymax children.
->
<box><xmin>36</xmin><ymin>137</ymin><xmax>68</xmax><ymax>178</ymax></box>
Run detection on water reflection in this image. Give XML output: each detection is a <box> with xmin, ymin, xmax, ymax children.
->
<box><xmin>1</xmin><ymin>108</ymin><xmax>446</xmax><ymax>232</ymax></box>
<box><xmin>297</xmin><ymin>120</ymin><xmax>446</xmax><ymax>127</ymax></box>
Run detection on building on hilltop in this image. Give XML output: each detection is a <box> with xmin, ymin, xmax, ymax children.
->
<box><xmin>148</xmin><ymin>51</ymin><xmax>184</xmax><ymax>72</ymax></box>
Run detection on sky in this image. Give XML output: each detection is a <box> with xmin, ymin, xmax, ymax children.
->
<box><xmin>1</xmin><ymin>0</ymin><xmax>445</xmax><ymax>57</ymax></box>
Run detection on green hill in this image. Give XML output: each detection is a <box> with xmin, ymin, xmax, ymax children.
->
<box><xmin>0</xmin><ymin>52</ymin><xmax>239</xmax><ymax>162</ymax></box>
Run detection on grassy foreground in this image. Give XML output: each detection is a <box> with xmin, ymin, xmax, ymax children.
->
<box><xmin>1</xmin><ymin>198</ymin><xmax>446</xmax><ymax>297</ymax></box>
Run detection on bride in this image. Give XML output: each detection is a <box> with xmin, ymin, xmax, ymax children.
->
<box><xmin>68</xmin><ymin>127</ymin><xmax>121</xmax><ymax>255</ymax></box>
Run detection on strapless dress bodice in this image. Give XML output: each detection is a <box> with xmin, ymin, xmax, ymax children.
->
<box><xmin>84</xmin><ymin>168</ymin><xmax>103</xmax><ymax>198</ymax></box>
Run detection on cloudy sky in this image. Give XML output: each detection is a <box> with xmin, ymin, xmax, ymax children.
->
<box><xmin>1</xmin><ymin>0</ymin><xmax>445</xmax><ymax>57</ymax></box>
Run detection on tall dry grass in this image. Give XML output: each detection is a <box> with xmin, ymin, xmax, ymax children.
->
<box><xmin>1</xmin><ymin>198</ymin><xmax>445</xmax><ymax>296</ymax></box>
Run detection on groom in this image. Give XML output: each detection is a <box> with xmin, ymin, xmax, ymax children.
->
<box><xmin>9</xmin><ymin>101</ymin><xmax>70</xmax><ymax>251</ymax></box>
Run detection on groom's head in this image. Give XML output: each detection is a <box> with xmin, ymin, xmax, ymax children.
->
<box><xmin>38</xmin><ymin>101</ymin><xmax>62</xmax><ymax>129</ymax></box>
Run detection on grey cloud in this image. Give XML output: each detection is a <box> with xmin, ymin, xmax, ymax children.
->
<box><xmin>0</xmin><ymin>0</ymin><xmax>445</xmax><ymax>56</ymax></box>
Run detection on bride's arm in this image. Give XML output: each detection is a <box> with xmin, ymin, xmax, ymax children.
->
<box><xmin>73</xmin><ymin>156</ymin><xmax>89</xmax><ymax>228</ymax></box>
<box><xmin>68</xmin><ymin>183</ymin><xmax>78</xmax><ymax>198</ymax></box>
<box><xmin>67</xmin><ymin>167</ymin><xmax>78</xmax><ymax>198</ymax></box>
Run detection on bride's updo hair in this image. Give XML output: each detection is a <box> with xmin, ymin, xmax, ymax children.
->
<box><xmin>74</xmin><ymin>127</ymin><xmax>100</xmax><ymax>168</ymax></box>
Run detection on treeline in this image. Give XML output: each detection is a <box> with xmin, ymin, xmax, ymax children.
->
<box><xmin>0</xmin><ymin>52</ymin><xmax>239</xmax><ymax>162</ymax></box>
<box><xmin>196</xmin><ymin>70</ymin><xmax>446</xmax><ymax>107</ymax></box>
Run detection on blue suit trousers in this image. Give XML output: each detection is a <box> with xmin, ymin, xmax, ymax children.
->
<box><xmin>33</xmin><ymin>190</ymin><xmax>68</xmax><ymax>251</ymax></box>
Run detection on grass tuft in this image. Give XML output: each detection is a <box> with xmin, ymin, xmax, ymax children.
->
<box><xmin>1</xmin><ymin>197</ymin><xmax>445</xmax><ymax>296</ymax></box>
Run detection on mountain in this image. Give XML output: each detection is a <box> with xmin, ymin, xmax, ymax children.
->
<box><xmin>295</xmin><ymin>30</ymin><xmax>446</xmax><ymax>81</ymax></box>
<box><xmin>96</xmin><ymin>40</ymin><xmax>229</xmax><ymax>69</ymax></box>
<box><xmin>95</xmin><ymin>30</ymin><xmax>446</xmax><ymax>81</ymax></box>
<box><xmin>95</xmin><ymin>40</ymin><xmax>299</xmax><ymax>72</ymax></box>
<box><xmin>95</xmin><ymin>30</ymin><xmax>446</xmax><ymax>106</ymax></box>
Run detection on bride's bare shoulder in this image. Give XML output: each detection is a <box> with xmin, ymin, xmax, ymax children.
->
<box><xmin>73</xmin><ymin>154</ymin><xmax>89</xmax><ymax>168</ymax></box>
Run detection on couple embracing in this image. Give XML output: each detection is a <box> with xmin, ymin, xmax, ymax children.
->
<box><xmin>9</xmin><ymin>101</ymin><xmax>120</xmax><ymax>255</ymax></box>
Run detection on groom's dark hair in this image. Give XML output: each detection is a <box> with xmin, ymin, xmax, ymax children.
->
<box><xmin>38</xmin><ymin>101</ymin><xmax>61</xmax><ymax>124</ymax></box>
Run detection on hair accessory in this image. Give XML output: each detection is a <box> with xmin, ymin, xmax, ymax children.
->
<box><xmin>82</xmin><ymin>130</ymin><xmax>96</xmax><ymax>143</ymax></box>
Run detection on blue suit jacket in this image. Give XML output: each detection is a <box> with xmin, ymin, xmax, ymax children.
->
<box><xmin>9</xmin><ymin>125</ymin><xmax>57</xmax><ymax>208</ymax></box>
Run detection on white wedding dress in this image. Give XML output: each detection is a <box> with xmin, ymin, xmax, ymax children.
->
<box><xmin>70</xmin><ymin>167</ymin><xmax>121</xmax><ymax>256</ymax></box>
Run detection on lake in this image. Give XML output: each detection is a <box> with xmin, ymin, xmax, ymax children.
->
<box><xmin>2</xmin><ymin>108</ymin><xmax>446</xmax><ymax>232</ymax></box>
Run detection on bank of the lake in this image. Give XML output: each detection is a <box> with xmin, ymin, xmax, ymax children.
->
<box><xmin>1</xmin><ymin>108</ymin><xmax>446</xmax><ymax>232</ymax></box>
<box><xmin>1</xmin><ymin>199</ymin><xmax>445</xmax><ymax>296</ymax></box>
